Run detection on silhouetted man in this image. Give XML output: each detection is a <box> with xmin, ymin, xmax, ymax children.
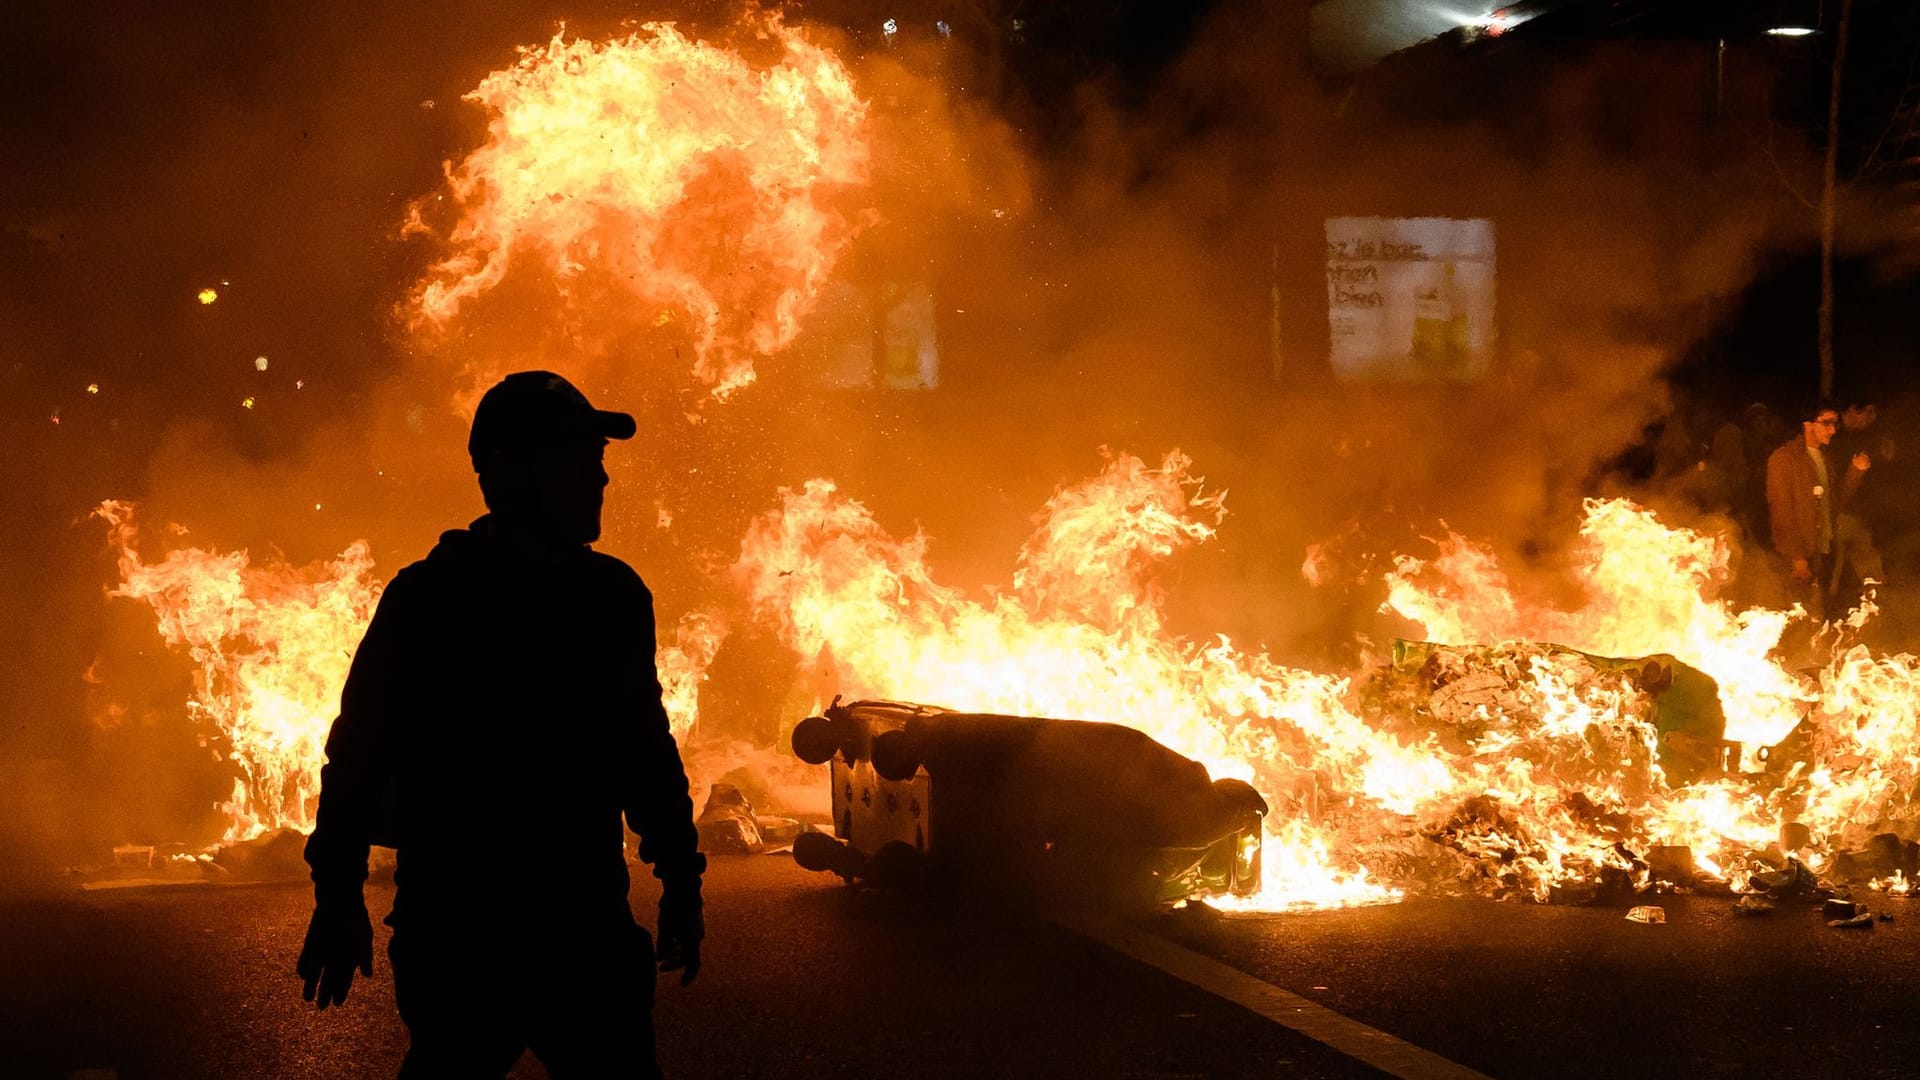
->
<box><xmin>297</xmin><ymin>371</ymin><xmax>705</xmax><ymax>1078</ymax></box>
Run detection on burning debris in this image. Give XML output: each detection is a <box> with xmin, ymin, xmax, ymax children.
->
<box><xmin>737</xmin><ymin>454</ymin><xmax>1920</xmax><ymax>909</ymax></box>
<box><xmin>91</xmin><ymin>448</ymin><xmax>1920</xmax><ymax>915</ymax></box>
<box><xmin>77</xmin><ymin>828</ymin><xmax>396</xmax><ymax>892</ymax></box>
<box><xmin>694</xmin><ymin>783</ymin><xmax>806</xmax><ymax>856</ymax></box>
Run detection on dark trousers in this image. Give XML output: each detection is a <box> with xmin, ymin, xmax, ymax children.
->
<box><xmin>390</xmin><ymin>918</ymin><xmax>659</xmax><ymax>1079</ymax></box>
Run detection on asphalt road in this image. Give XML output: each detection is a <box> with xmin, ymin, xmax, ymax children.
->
<box><xmin>8</xmin><ymin>857</ymin><xmax>1916</xmax><ymax>1079</ymax></box>
<box><xmin>1156</xmin><ymin>891</ymin><xmax>1920</xmax><ymax>1080</ymax></box>
<box><xmin>0</xmin><ymin>856</ymin><xmax>1375</xmax><ymax>1080</ymax></box>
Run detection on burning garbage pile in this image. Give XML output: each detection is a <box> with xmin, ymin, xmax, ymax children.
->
<box><xmin>93</xmin><ymin>500</ymin><xmax>384</xmax><ymax>849</ymax></box>
<box><xmin>735</xmin><ymin>453</ymin><xmax>1920</xmax><ymax>911</ymax></box>
<box><xmin>87</xmin><ymin>448</ymin><xmax>1920</xmax><ymax>914</ymax></box>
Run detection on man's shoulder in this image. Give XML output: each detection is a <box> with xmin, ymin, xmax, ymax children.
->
<box><xmin>582</xmin><ymin>549</ymin><xmax>653</xmax><ymax>597</ymax></box>
<box><xmin>389</xmin><ymin>550</ymin><xmax>460</xmax><ymax>588</ymax></box>
<box><xmin>361</xmin><ymin>559</ymin><xmax>447</xmax><ymax>620</ymax></box>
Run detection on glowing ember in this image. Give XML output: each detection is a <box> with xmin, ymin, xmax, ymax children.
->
<box><xmin>410</xmin><ymin>16</ymin><xmax>871</xmax><ymax>396</ymax></box>
<box><xmin>197</xmin><ymin>288</ymin><xmax>218</xmax><ymax>304</ymax></box>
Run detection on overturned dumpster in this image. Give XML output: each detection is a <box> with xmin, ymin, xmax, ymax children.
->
<box><xmin>789</xmin><ymin>698</ymin><xmax>1266</xmax><ymax>910</ymax></box>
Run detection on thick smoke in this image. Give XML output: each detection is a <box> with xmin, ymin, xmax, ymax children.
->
<box><xmin>0</xmin><ymin>1</ymin><xmax>1825</xmax><ymax>884</ymax></box>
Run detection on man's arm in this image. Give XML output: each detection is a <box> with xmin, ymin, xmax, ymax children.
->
<box><xmin>1765</xmin><ymin>448</ymin><xmax>1808</xmax><ymax>562</ymax></box>
<box><xmin>1840</xmin><ymin>451</ymin><xmax>1869</xmax><ymax>507</ymax></box>
<box><xmin>623</xmin><ymin>578</ymin><xmax>704</xmax><ymax>882</ymax></box>
<box><xmin>304</xmin><ymin>573</ymin><xmax>418</xmax><ymax>905</ymax></box>
<box><xmin>297</xmin><ymin>572</ymin><xmax>418</xmax><ymax>1007</ymax></box>
<box><xmin>621</xmin><ymin>575</ymin><xmax>706</xmax><ymax>983</ymax></box>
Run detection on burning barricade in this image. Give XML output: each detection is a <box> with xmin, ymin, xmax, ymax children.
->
<box><xmin>88</xmin><ymin>449</ymin><xmax>1920</xmax><ymax>921</ymax></box>
<box><xmin>786</xmin><ymin>698</ymin><xmax>1265</xmax><ymax>911</ymax></box>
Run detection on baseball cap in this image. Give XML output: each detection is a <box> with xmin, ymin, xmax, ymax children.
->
<box><xmin>468</xmin><ymin>371</ymin><xmax>636</xmax><ymax>466</ymax></box>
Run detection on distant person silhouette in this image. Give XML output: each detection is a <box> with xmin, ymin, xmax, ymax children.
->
<box><xmin>297</xmin><ymin>371</ymin><xmax>705</xmax><ymax>1078</ymax></box>
<box><xmin>1767</xmin><ymin>400</ymin><xmax>1867</xmax><ymax>623</ymax></box>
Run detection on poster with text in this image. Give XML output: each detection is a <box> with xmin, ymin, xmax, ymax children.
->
<box><xmin>1325</xmin><ymin>217</ymin><xmax>1496</xmax><ymax>383</ymax></box>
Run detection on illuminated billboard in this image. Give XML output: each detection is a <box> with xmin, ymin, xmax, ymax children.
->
<box><xmin>1325</xmin><ymin>217</ymin><xmax>1496</xmax><ymax>383</ymax></box>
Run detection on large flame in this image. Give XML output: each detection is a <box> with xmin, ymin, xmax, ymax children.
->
<box><xmin>96</xmin><ymin>501</ymin><xmax>384</xmax><ymax>846</ymax></box>
<box><xmin>735</xmin><ymin>453</ymin><xmax>1920</xmax><ymax>907</ymax></box>
<box><xmin>97</xmin><ymin>450</ymin><xmax>1920</xmax><ymax>908</ymax></box>
<box><xmin>410</xmin><ymin>17</ymin><xmax>871</xmax><ymax>396</ymax></box>
<box><xmin>1384</xmin><ymin>498</ymin><xmax>1809</xmax><ymax>755</ymax></box>
<box><xmin>96</xmin><ymin>502</ymin><xmax>724</xmax><ymax>848</ymax></box>
<box><xmin>735</xmin><ymin>453</ymin><xmax>1421</xmax><ymax>908</ymax></box>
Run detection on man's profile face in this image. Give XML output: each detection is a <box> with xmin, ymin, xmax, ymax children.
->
<box><xmin>491</xmin><ymin>438</ymin><xmax>610</xmax><ymax>544</ymax></box>
<box><xmin>1805</xmin><ymin>411</ymin><xmax>1838</xmax><ymax>449</ymax></box>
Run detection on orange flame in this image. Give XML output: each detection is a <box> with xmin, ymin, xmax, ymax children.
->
<box><xmin>98</xmin><ymin>501</ymin><xmax>726</xmax><ymax>849</ymax></box>
<box><xmin>410</xmin><ymin>17</ymin><xmax>870</xmax><ymax>396</ymax></box>
<box><xmin>97</xmin><ymin>453</ymin><xmax>1920</xmax><ymax>908</ymax></box>
<box><xmin>95</xmin><ymin>501</ymin><xmax>383</xmax><ymax>845</ymax></box>
<box><xmin>736</xmin><ymin>452</ymin><xmax>1419</xmax><ymax>908</ymax></box>
<box><xmin>734</xmin><ymin>456</ymin><xmax>1920</xmax><ymax>907</ymax></box>
<box><xmin>1386</xmin><ymin>499</ymin><xmax>1809</xmax><ymax>757</ymax></box>
<box><xmin>658</xmin><ymin>611</ymin><xmax>727</xmax><ymax>740</ymax></box>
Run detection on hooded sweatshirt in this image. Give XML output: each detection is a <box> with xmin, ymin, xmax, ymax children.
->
<box><xmin>304</xmin><ymin>516</ymin><xmax>703</xmax><ymax>931</ymax></box>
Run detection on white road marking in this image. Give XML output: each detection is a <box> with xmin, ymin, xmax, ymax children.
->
<box><xmin>1061</xmin><ymin>913</ymin><xmax>1493</xmax><ymax>1080</ymax></box>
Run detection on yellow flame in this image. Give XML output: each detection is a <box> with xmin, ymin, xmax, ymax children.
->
<box><xmin>658</xmin><ymin>612</ymin><xmax>727</xmax><ymax>740</ymax></box>
<box><xmin>98</xmin><ymin>451</ymin><xmax>1920</xmax><ymax>908</ymax></box>
<box><xmin>735</xmin><ymin>452</ymin><xmax>1417</xmax><ymax>908</ymax></box>
<box><xmin>410</xmin><ymin>17</ymin><xmax>870</xmax><ymax>396</ymax></box>
<box><xmin>98</xmin><ymin>501</ymin><xmax>726</xmax><ymax>848</ymax></box>
<box><xmin>96</xmin><ymin>501</ymin><xmax>382</xmax><ymax>845</ymax></box>
<box><xmin>733</xmin><ymin>458</ymin><xmax>1920</xmax><ymax>908</ymax></box>
<box><xmin>1386</xmin><ymin>499</ymin><xmax>1809</xmax><ymax>756</ymax></box>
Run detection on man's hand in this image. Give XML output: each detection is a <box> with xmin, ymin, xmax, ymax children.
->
<box><xmin>657</xmin><ymin>895</ymin><xmax>704</xmax><ymax>987</ymax></box>
<box><xmin>296</xmin><ymin>904</ymin><xmax>373</xmax><ymax>1009</ymax></box>
<box><xmin>1853</xmin><ymin>451</ymin><xmax>1871</xmax><ymax>472</ymax></box>
<box><xmin>1792</xmin><ymin>557</ymin><xmax>1813</xmax><ymax>583</ymax></box>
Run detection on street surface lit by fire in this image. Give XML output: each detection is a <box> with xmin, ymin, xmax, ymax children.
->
<box><xmin>83</xmin><ymin>16</ymin><xmax>1920</xmax><ymax>923</ymax></box>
